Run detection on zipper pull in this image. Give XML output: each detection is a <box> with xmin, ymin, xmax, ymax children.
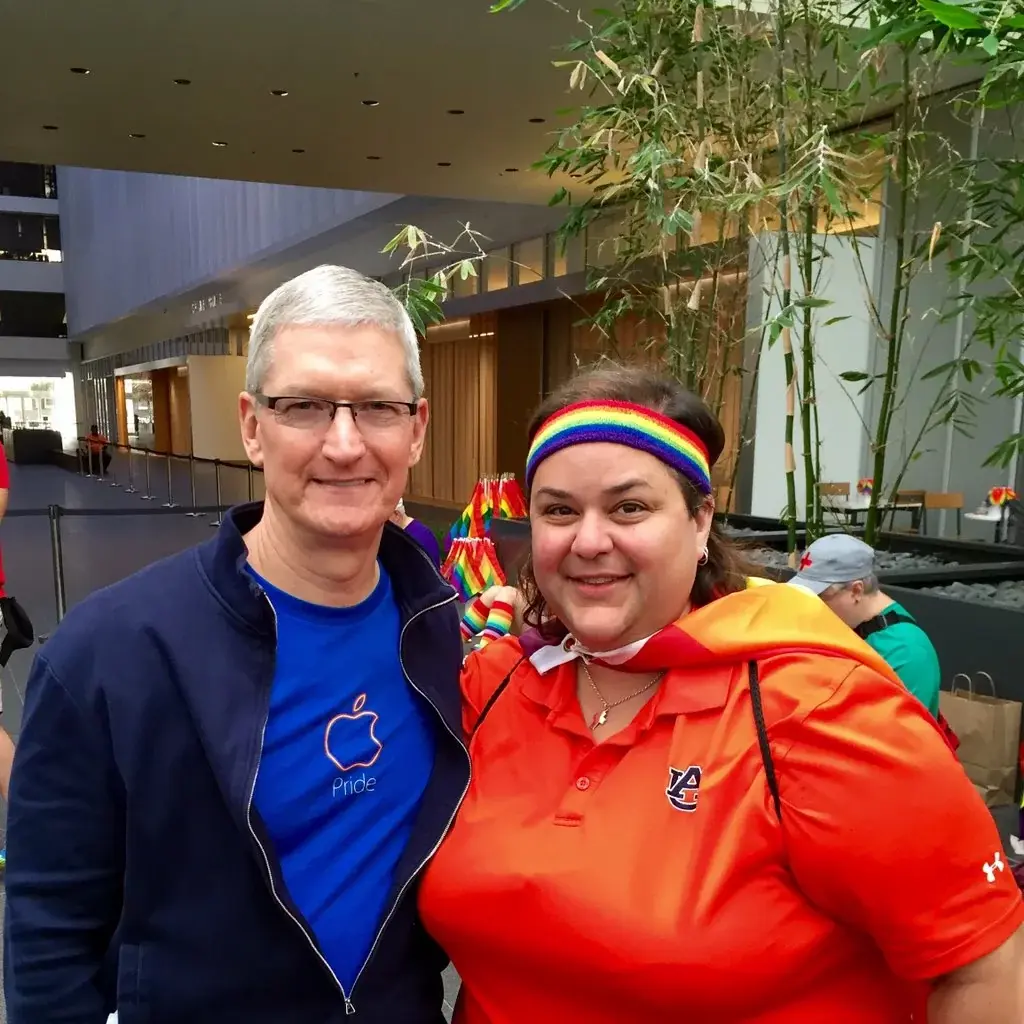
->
<box><xmin>345</xmin><ymin>998</ymin><xmax>356</xmax><ymax>1016</ymax></box>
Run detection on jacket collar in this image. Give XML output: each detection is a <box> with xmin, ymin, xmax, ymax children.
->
<box><xmin>195</xmin><ymin>501</ymin><xmax>455</xmax><ymax>634</ymax></box>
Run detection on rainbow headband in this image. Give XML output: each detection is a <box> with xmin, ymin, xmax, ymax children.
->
<box><xmin>525</xmin><ymin>400</ymin><xmax>712</xmax><ymax>494</ymax></box>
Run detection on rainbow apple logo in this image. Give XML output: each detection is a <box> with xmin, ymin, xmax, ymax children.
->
<box><xmin>324</xmin><ymin>694</ymin><xmax>383</xmax><ymax>772</ymax></box>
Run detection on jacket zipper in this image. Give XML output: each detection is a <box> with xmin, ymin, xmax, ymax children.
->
<box><xmin>245</xmin><ymin>586</ymin><xmax>471</xmax><ymax>1017</ymax></box>
<box><xmin>242</xmin><ymin>598</ymin><xmax>356</xmax><ymax>1011</ymax></box>
<box><xmin>344</xmin><ymin>590</ymin><xmax>471</xmax><ymax>1011</ymax></box>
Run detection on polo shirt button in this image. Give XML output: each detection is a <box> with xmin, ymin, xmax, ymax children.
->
<box><xmin>575</xmin><ymin>776</ymin><xmax>591</xmax><ymax>791</ymax></box>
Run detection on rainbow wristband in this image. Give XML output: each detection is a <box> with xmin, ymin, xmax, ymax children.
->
<box><xmin>460</xmin><ymin>597</ymin><xmax>514</xmax><ymax>648</ymax></box>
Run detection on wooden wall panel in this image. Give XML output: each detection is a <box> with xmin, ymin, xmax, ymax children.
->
<box><xmin>431</xmin><ymin>342</ymin><xmax>456</xmax><ymax>501</ymax></box>
<box><xmin>409</xmin><ymin>314</ymin><xmax>497</xmax><ymax>504</ymax></box>
<box><xmin>409</xmin><ymin>341</ymin><xmax>434</xmax><ymax>496</ymax></box>
<box><xmin>496</xmin><ymin>305</ymin><xmax>544</xmax><ymax>477</ymax></box>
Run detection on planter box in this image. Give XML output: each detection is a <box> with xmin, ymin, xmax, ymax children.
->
<box><xmin>884</xmin><ymin>579</ymin><xmax>1024</xmax><ymax>705</ymax></box>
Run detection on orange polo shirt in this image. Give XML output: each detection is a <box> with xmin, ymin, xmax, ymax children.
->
<box><xmin>419</xmin><ymin>585</ymin><xmax>1023</xmax><ymax>1024</ymax></box>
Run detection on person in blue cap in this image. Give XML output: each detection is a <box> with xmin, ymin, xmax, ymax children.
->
<box><xmin>788</xmin><ymin>533</ymin><xmax>941</xmax><ymax>717</ymax></box>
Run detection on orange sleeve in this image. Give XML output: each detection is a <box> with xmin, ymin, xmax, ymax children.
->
<box><xmin>775</xmin><ymin>663</ymin><xmax>1024</xmax><ymax>981</ymax></box>
<box><xmin>459</xmin><ymin>637</ymin><xmax>525</xmax><ymax>738</ymax></box>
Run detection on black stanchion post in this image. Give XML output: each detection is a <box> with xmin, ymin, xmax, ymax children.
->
<box><xmin>141</xmin><ymin>450</ymin><xmax>155</xmax><ymax>500</ymax></box>
<box><xmin>86</xmin><ymin>444</ymin><xmax>95</xmax><ymax>478</ymax></box>
<box><xmin>76</xmin><ymin>447</ymin><xmax>84</xmax><ymax>476</ymax></box>
<box><xmin>48</xmin><ymin>504</ymin><xmax>67</xmax><ymax>622</ymax></box>
<box><xmin>125</xmin><ymin>446</ymin><xmax>136</xmax><ymax>494</ymax></box>
<box><xmin>163</xmin><ymin>453</ymin><xmax>178</xmax><ymax>508</ymax></box>
<box><xmin>108</xmin><ymin>446</ymin><xmax>120</xmax><ymax>487</ymax></box>
<box><xmin>211</xmin><ymin>459</ymin><xmax>224</xmax><ymax>527</ymax></box>
<box><xmin>247</xmin><ymin>463</ymin><xmax>254</xmax><ymax>502</ymax></box>
<box><xmin>186</xmin><ymin>453</ymin><xmax>202</xmax><ymax>517</ymax></box>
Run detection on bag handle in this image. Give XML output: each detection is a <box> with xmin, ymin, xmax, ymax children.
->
<box><xmin>951</xmin><ymin>672</ymin><xmax>974</xmax><ymax>696</ymax></box>
<box><xmin>973</xmin><ymin>671</ymin><xmax>997</xmax><ymax>697</ymax></box>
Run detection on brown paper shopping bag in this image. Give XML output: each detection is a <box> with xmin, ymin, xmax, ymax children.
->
<box><xmin>939</xmin><ymin>672</ymin><xmax>1022</xmax><ymax>808</ymax></box>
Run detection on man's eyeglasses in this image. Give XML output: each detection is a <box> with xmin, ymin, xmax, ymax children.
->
<box><xmin>255</xmin><ymin>395</ymin><xmax>418</xmax><ymax>432</ymax></box>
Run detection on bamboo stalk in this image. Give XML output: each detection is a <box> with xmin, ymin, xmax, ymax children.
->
<box><xmin>865</xmin><ymin>48</ymin><xmax>912</xmax><ymax>545</ymax></box>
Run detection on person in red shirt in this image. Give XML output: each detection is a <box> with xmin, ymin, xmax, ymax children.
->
<box><xmin>419</xmin><ymin>365</ymin><xmax>1023</xmax><ymax>1024</ymax></box>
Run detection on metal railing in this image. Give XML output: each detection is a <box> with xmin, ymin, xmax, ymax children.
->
<box><xmin>68</xmin><ymin>440</ymin><xmax>264</xmax><ymax>527</ymax></box>
<box><xmin>9</xmin><ymin>501</ymin><xmax>237</xmax><ymax>626</ymax></box>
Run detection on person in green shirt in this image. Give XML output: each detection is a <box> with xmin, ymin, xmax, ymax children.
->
<box><xmin>788</xmin><ymin>533</ymin><xmax>941</xmax><ymax>717</ymax></box>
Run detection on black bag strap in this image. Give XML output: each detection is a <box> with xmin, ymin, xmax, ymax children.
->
<box><xmin>748</xmin><ymin>660</ymin><xmax>782</xmax><ymax>822</ymax></box>
<box><xmin>469</xmin><ymin>654</ymin><xmax>526</xmax><ymax>739</ymax></box>
<box><xmin>854</xmin><ymin>609</ymin><xmax>915</xmax><ymax>641</ymax></box>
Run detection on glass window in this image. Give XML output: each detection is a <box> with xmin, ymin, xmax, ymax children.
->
<box><xmin>586</xmin><ymin>214</ymin><xmax>624</xmax><ymax>268</ymax></box>
<box><xmin>484</xmin><ymin>248</ymin><xmax>510</xmax><ymax>292</ymax></box>
<box><xmin>452</xmin><ymin>263</ymin><xmax>479</xmax><ymax>298</ymax></box>
<box><xmin>514</xmin><ymin>237</ymin><xmax>545</xmax><ymax>285</ymax></box>
<box><xmin>549</xmin><ymin>232</ymin><xmax>585</xmax><ymax>277</ymax></box>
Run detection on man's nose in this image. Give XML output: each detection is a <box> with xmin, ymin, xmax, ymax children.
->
<box><xmin>321</xmin><ymin>407</ymin><xmax>368</xmax><ymax>460</ymax></box>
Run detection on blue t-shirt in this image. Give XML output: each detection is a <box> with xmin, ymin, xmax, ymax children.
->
<box><xmin>251</xmin><ymin>565</ymin><xmax>436</xmax><ymax>992</ymax></box>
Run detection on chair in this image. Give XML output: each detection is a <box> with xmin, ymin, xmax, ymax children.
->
<box><xmin>923</xmin><ymin>491</ymin><xmax>964</xmax><ymax>537</ymax></box>
<box><xmin>893</xmin><ymin>489</ymin><xmax>927</xmax><ymax>533</ymax></box>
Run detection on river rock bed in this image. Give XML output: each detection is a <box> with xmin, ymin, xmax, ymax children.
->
<box><xmin>921</xmin><ymin>579</ymin><xmax>1024</xmax><ymax>610</ymax></box>
<box><xmin>744</xmin><ymin>547</ymin><xmax>959</xmax><ymax>571</ymax></box>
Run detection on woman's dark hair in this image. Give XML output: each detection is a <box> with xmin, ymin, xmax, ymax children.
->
<box><xmin>519</xmin><ymin>363</ymin><xmax>753</xmax><ymax>634</ymax></box>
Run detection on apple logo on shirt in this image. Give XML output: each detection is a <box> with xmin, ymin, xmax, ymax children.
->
<box><xmin>324</xmin><ymin>693</ymin><xmax>384</xmax><ymax>773</ymax></box>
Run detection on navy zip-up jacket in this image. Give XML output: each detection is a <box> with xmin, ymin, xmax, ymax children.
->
<box><xmin>4</xmin><ymin>503</ymin><xmax>468</xmax><ymax>1023</ymax></box>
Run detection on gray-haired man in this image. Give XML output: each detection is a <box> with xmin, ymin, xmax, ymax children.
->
<box><xmin>5</xmin><ymin>266</ymin><xmax>465</xmax><ymax>1023</ymax></box>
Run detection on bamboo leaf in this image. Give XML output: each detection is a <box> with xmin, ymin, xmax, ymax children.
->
<box><xmin>839</xmin><ymin>370</ymin><xmax>871</xmax><ymax>382</ymax></box>
<box><xmin>918</xmin><ymin>0</ymin><xmax>984</xmax><ymax>31</ymax></box>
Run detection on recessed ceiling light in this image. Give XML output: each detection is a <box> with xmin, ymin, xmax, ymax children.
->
<box><xmin>70</xmin><ymin>67</ymin><xmax>91</xmax><ymax>75</ymax></box>
<box><xmin>292</xmin><ymin>148</ymin><xmax>305</xmax><ymax>153</ymax></box>
<box><xmin>270</xmin><ymin>89</ymin><xmax>289</xmax><ymax>97</ymax></box>
<box><xmin>505</xmin><ymin>167</ymin><xmax>520</xmax><ymax>173</ymax></box>
<box><xmin>437</xmin><ymin>161</ymin><xmax>451</xmax><ymax>167</ymax></box>
<box><xmin>173</xmin><ymin>78</ymin><xmax>192</xmax><ymax>86</ymax></box>
<box><xmin>529</xmin><ymin>117</ymin><xmax>546</xmax><ymax>123</ymax></box>
<box><xmin>361</xmin><ymin>99</ymin><xmax>380</xmax><ymax>107</ymax></box>
<box><xmin>212</xmin><ymin>140</ymin><xmax>228</xmax><ymax>147</ymax></box>
<box><xmin>128</xmin><ymin>132</ymin><xmax>146</xmax><ymax>139</ymax></box>
<box><xmin>447</xmin><ymin>108</ymin><xmax>465</xmax><ymax>115</ymax></box>
<box><xmin>42</xmin><ymin>125</ymin><xmax>59</xmax><ymax>131</ymax></box>
<box><xmin>366</xmin><ymin>155</ymin><xmax>381</xmax><ymax>160</ymax></box>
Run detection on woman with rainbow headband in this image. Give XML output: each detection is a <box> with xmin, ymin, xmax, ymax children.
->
<box><xmin>419</xmin><ymin>365</ymin><xmax>1022</xmax><ymax>1023</ymax></box>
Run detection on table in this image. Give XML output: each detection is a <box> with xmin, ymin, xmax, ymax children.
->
<box><xmin>965</xmin><ymin>507</ymin><xmax>1006</xmax><ymax>543</ymax></box>
<box><xmin>824</xmin><ymin>496</ymin><xmax>924</xmax><ymax>531</ymax></box>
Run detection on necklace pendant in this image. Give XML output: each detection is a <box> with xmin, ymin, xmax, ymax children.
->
<box><xmin>592</xmin><ymin>708</ymin><xmax>609</xmax><ymax>728</ymax></box>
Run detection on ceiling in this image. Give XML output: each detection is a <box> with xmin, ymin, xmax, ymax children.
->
<box><xmin>0</xmin><ymin>0</ymin><xmax>578</xmax><ymax>204</ymax></box>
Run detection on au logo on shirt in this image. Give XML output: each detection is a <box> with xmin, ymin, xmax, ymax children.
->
<box><xmin>666</xmin><ymin>764</ymin><xmax>703</xmax><ymax>813</ymax></box>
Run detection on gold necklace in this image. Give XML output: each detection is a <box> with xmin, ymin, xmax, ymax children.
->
<box><xmin>580</xmin><ymin>660</ymin><xmax>665</xmax><ymax>729</ymax></box>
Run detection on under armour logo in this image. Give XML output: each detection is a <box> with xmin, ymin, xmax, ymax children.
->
<box><xmin>983</xmin><ymin>852</ymin><xmax>1004</xmax><ymax>883</ymax></box>
<box><xmin>666</xmin><ymin>765</ymin><xmax>703</xmax><ymax>813</ymax></box>
<box><xmin>799</xmin><ymin>552</ymin><xmax>813</xmax><ymax>570</ymax></box>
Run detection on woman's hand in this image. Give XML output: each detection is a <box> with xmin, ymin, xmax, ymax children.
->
<box><xmin>460</xmin><ymin>586</ymin><xmax>527</xmax><ymax>650</ymax></box>
<box><xmin>474</xmin><ymin>586</ymin><xmax>526</xmax><ymax>636</ymax></box>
